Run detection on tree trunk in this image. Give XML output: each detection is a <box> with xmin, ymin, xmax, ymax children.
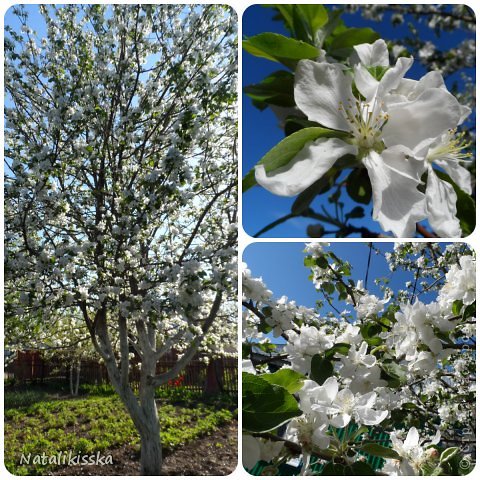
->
<box><xmin>74</xmin><ymin>360</ymin><xmax>81</xmax><ymax>396</ymax></box>
<box><xmin>138</xmin><ymin>385</ymin><xmax>162</xmax><ymax>475</ymax></box>
<box><xmin>69</xmin><ymin>363</ymin><xmax>74</xmax><ymax>396</ymax></box>
<box><xmin>69</xmin><ymin>360</ymin><xmax>81</xmax><ymax>396</ymax></box>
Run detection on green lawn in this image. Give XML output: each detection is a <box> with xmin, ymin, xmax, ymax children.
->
<box><xmin>4</xmin><ymin>389</ymin><xmax>235</xmax><ymax>475</ymax></box>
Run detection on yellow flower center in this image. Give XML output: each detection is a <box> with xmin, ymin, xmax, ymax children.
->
<box><xmin>339</xmin><ymin>98</ymin><xmax>388</xmax><ymax>152</ymax></box>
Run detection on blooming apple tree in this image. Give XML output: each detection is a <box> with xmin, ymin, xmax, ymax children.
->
<box><xmin>243</xmin><ymin>5</ymin><xmax>475</xmax><ymax>238</ymax></box>
<box><xmin>4</xmin><ymin>4</ymin><xmax>236</xmax><ymax>475</ymax></box>
<box><xmin>242</xmin><ymin>243</ymin><xmax>475</xmax><ymax>475</ymax></box>
<box><xmin>5</xmin><ymin>301</ymin><xmax>94</xmax><ymax>396</ymax></box>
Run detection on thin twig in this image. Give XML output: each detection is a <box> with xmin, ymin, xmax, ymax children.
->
<box><xmin>365</xmin><ymin>242</ymin><xmax>373</xmax><ymax>289</ymax></box>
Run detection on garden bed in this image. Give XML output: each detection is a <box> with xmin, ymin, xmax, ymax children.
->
<box><xmin>4</xmin><ymin>387</ymin><xmax>237</xmax><ymax>475</ymax></box>
<box><xmin>51</xmin><ymin>420</ymin><xmax>238</xmax><ymax>476</ymax></box>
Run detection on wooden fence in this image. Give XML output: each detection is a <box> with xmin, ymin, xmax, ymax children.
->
<box><xmin>5</xmin><ymin>350</ymin><xmax>237</xmax><ymax>395</ymax></box>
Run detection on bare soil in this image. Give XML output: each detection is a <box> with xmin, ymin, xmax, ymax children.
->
<box><xmin>51</xmin><ymin>420</ymin><xmax>238</xmax><ymax>476</ymax></box>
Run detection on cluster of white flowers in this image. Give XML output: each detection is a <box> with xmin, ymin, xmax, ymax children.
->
<box><xmin>243</xmin><ymin>244</ymin><xmax>475</xmax><ymax>475</ymax></box>
<box><xmin>242</xmin><ymin>264</ymin><xmax>317</xmax><ymax>339</ymax></box>
<box><xmin>382</xmin><ymin>427</ymin><xmax>441</xmax><ymax>475</ymax></box>
<box><xmin>284</xmin><ymin>325</ymin><xmax>335</xmax><ymax>374</ymax></box>
<box><xmin>254</xmin><ymin>39</ymin><xmax>472</xmax><ymax>237</ymax></box>
<box><xmin>438</xmin><ymin>254</ymin><xmax>476</xmax><ymax>308</ymax></box>
<box><xmin>287</xmin><ymin>377</ymin><xmax>388</xmax><ymax>451</ymax></box>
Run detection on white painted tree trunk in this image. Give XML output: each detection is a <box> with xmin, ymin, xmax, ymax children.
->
<box><xmin>69</xmin><ymin>360</ymin><xmax>81</xmax><ymax>396</ymax></box>
<box><xmin>74</xmin><ymin>360</ymin><xmax>81</xmax><ymax>396</ymax></box>
<box><xmin>138</xmin><ymin>387</ymin><xmax>162</xmax><ymax>475</ymax></box>
<box><xmin>85</xmin><ymin>291</ymin><xmax>223</xmax><ymax>474</ymax></box>
<box><xmin>69</xmin><ymin>363</ymin><xmax>73</xmax><ymax>395</ymax></box>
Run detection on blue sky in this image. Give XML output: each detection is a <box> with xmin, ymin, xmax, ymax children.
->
<box><xmin>243</xmin><ymin>242</ymin><xmax>444</xmax><ymax>315</ymax></box>
<box><xmin>242</xmin><ymin>5</ymin><xmax>475</xmax><ymax>238</ymax></box>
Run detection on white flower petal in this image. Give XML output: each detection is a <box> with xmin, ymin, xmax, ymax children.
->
<box><xmin>312</xmin><ymin>426</ymin><xmax>331</xmax><ymax>450</ymax></box>
<box><xmin>353</xmin><ymin>65</ymin><xmax>379</xmax><ymax>101</ymax></box>
<box><xmin>382</xmin><ymin>88</ymin><xmax>463</xmax><ymax>154</ymax></box>
<box><xmin>377</xmin><ymin>56</ymin><xmax>413</xmax><ymax>98</ymax></box>
<box><xmin>255</xmin><ymin>138</ymin><xmax>357</xmax><ymax>197</ymax></box>
<box><xmin>389</xmin><ymin>78</ymin><xmax>419</xmax><ymax>102</ymax></box>
<box><xmin>404</xmin><ymin>427</ymin><xmax>420</xmax><ymax>449</ymax></box>
<box><xmin>435</xmin><ymin>158</ymin><xmax>472</xmax><ymax>195</ymax></box>
<box><xmin>426</xmin><ymin>166</ymin><xmax>462</xmax><ymax>237</ymax></box>
<box><xmin>356</xmin><ymin>391</ymin><xmax>376</xmax><ymax>408</ymax></box>
<box><xmin>329</xmin><ymin>412</ymin><xmax>351</xmax><ymax>428</ymax></box>
<box><xmin>350</xmin><ymin>39</ymin><xmax>389</xmax><ymax>67</ymax></box>
<box><xmin>362</xmin><ymin>354</ymin><xmax>377</xmax><ymax>367</ymax></box>
<box><xmin>322</xmin><ymin>376</ymin><xmax>340</xmax><ymax>403</ymax></box>
<box><xmin>429</xmin><ymin>430</ymin><xmax>441</xmax><ymax>446</ymax></box>
<box><xmin>412</xmin><ymin>71</ymin><xmax>446</xmax><ymax>94</ymax></box>
<box><xmin>358</xmin><ymin>341</ymin><xmax>369</xmax><ymax>356</ymax></box>
<box><xmin>242</xmin><ymin>435</ymin><xmax>261</xmax><ymax>470</ymax></box>
<box><xmin>295</xmin><ymin>60</ymin><xmax>353</xmax><ymax>131</ymax></box>
<box><xmin>355</xmin><ymin>56</ymin><xmax>413</xmax><ymax>103</ymax></box>
<box><xmin>355</xmin><ymin>407</ymin><xmax>388</xmax><ymax>426</ymax></box>
<box><xmin>362</xmin><ymin>150</ymin><xmax>426</xmax><ymax>237</ymax></box>
<box><xmin>242</xmin><ymin>359</ymin><xmax>256</xmax><ymax>373</ymax></box>
<box><xmin>459</xmin><ymin>104</ymin><xmax>472</xmax><ymax>123</ymax></box>
<box><xmin>334</xmin><ymin>388</ymin><xmax>355</xmax><ymax>408</ymax></box>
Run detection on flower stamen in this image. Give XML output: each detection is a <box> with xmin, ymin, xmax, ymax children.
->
<box><xmin>339</xmin><ymin>97</ymin><xmax>388</xmax><ymax>151</ymax></box>
<box><xmin>427</xmin><ymin>128</ymin><xmax>472</xmax><ymax>163</ymax></box>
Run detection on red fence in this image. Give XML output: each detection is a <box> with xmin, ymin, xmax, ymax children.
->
<box><xmin>5</xmin><ymin>350</ymin><xmax>237</xmax><ymax>395</ymax></box>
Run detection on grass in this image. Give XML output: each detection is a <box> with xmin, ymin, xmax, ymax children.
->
<box><xmin>4</xmin><ymin>387</ymin><xmax>236</xmax><ymax>475</ymax></box>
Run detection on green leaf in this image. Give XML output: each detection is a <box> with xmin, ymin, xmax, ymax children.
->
<box><xmin>316</xmin><ymin>10</ymin><xmax>344</xmax><ymax>49</ymax></box>
<box><xmin>435</xmin><ymin>328</ymin><xmax>454</xmax><ymax>346</ymax></box>
<box><xmin>244</xmin><ymin>70</ymin><xmax>295</xmax><ymax>109</ymax></box>
<box><xmin>310</xmin><ymin>354</ymin><xmax>333</xmax><ymax>385</ymax></box>
<box><xmin>260</xmin><ymin>369</ymin><xmax>306</xmax><ymax>394</ymax></box>
<box><xmin>243</xmin><ymin>127</ymin><xmax>347</xmax><ymax>192</ymax></box>
<box><xmin>284</xmin><ymin>116</ymin><xmax>322</xmax><ymax>136</ymax></box>
<box><xmin>376</xmin><ymin>316</ymin><xmax>392</xmax><ymax>329</ymax></box>
<box><xmin>462</xmin><ymin>301</ymin><xmax>475</xmax><ymax>321</ymax></box>
<box><xmin>346</xmin><ymin>168</ymin><xmax>372</xmax><ymax>205</ymax></box>
<box><xmin>271</xmin><ymin>4</ymin><xmax>295</xmax><ymax>33</ymax></box>
<box><xmin>440</xmin><ymin>447</ymin><xmax>459</xmax><ymax>464</ymax></box>
<box><xmin>325</xmin><ymin>343</ymin><xmax>351</xmax><ymax>359</ymax></box>
<box><xmin>434</xmin><ymin>170</ymin><xmax>475</xmax><ymax>235</ymax></box>
<box><xmin>367</xmin><ymin>65</ymin><xmax>390</xmax><ymax>81</ymax></box>
<box><xmin>291</xmin><ymin>6</ymin><xmax>312</xmax><ymax>44</ymax></box>
<box><xmin>452</xmin><ymin>299</ymin><xmax>463</xmax><ymax>316</ymax></box>
<box><xmin>360</xmin><ymin>321</ymin><xmax>382</xmax><ymax>340</ymax></box>
<box><xmin>329</xmin><ymin>28</ymin><xmax>380</xmax><ymax>57</ymax></box>
<box><xmin>295</xmin><ymin>4</ymin><xmax>328</xmax><ymax>35</ymax></box>
<box><xmin>349</xmin><ymin>425</ymin><xmax>369</xmax><ymax>441</ymax></box>
<box><xmin>359</xmin><ymin>443</ymin><xmax>401</xmax><ymax>460</ymax></box>
<box><xmin>243</xmin><ymin>372</ymin><xmax>302</xmax><ymax>433</ymax></box>
<box><xmin>421</xmin><ymin>461</ymin><xmax>443</xmax><ymax>476</ymax></box>
<box><xmin>315</xmin><ymin>255</ymin><xmax>329</xmax><ymax>269</ymax></box>
<box><xmin>242</xmin><ymin>344</ymin><xmax>252</xmax><ymax>358</ymax></box>
<box><xmin>348</xmin><ymin>461</ymin><xmax>376</xmax><ymax>475</ymax></box>
<box><xmin>381</xmin><ymin>360</ymin><xmax>407</xmax><ymax>386</ymax></box>
<box><xmin>243</xmin><ymin>33</ymin><xmax>319</xmax><ymax>69</ymax></box>
<box><xmin>304</xmin><ymin>256</ymin><xmax>316</xmax><ymax>267</ymax></box>
<box><xmin>322</xmin><ymin>463</ymin><xmax>346</xmax><ymax>475</ymax></box>
<box><xmin>322</xmin><ymin>282</ymin><xmax>335</xmax><ymax>295</ymax></box>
